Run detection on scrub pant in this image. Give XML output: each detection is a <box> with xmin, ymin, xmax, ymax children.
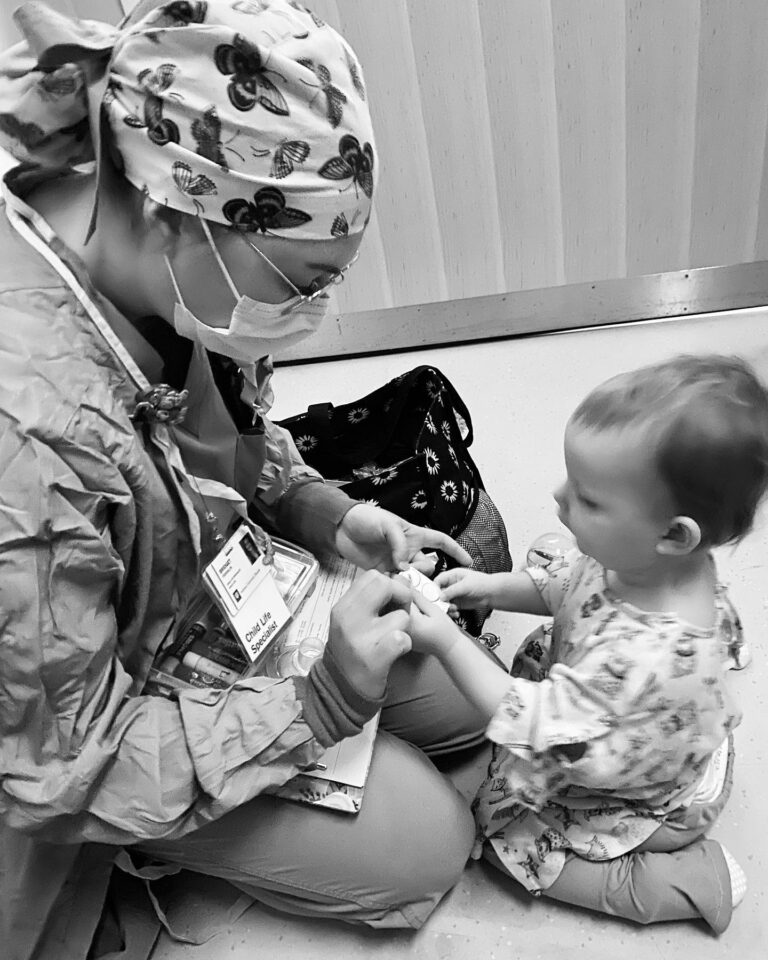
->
<box><xmin>485</xmin><ymin>741</ymin><xmax>736</xmax><ymax>934</ymax></box>
<box><xmin>138</xmin><ymin>650</ymin><xmax>487</xmax><ymax>929</ymax></box>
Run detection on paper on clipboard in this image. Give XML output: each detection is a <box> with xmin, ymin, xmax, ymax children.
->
<box><xmin>275</xmin><ymin>557</ymin><xmax>379</xmax><ymax>812</ymax></box>
<box><xmin>279</xmin><ymin>554</ymin><xmax>358</xmax><ymax>649</ymax></box>
<box><xmin>310</xmin><ymin>714</ymin><xmax>378</xmax><ymax>787</ymax></box>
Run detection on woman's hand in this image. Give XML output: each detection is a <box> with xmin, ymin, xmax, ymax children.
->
<box><xmin>408</xmin><ymin>590</ymin><xmax>464</xmax><ymax>659</ymax></box>
<box><xmin>335</xmin><ymin>503</ymin><xmax>472</xmax><ymax>573</ymax></box>
<box><xmin>434</xmin><ymin>568</ymin><xmax>495</xmax><ymax>620</ymax></box>
<box><xmin>326</xmin><ymin>569</ymin><xmax>412</xmax><ymax>699</ymax></box>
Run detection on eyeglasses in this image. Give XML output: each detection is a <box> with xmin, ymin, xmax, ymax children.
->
<box><xmin>245</xmin><ymin>238</ymin><xmax>359</xmax><ymax>303</ymax></box>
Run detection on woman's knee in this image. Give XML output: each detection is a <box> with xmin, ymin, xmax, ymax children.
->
<box><xmin>382</xmin><ymin>647</ymin><xmax>490</xmax><ymax>755</ymax></box>
<box><xmin>353</xmin><ymin>732</ymin><xmax>475</xmax><ymax>899</ymax></box>
<box><xmin>143</xmin><ymin>731</ymin><xmax>475</xmax><ymax>928</ymax></box>
<box><xmin>249</xmin><ymin>733</ymin><xmax>475</xmax><ymax>928</ymax></box>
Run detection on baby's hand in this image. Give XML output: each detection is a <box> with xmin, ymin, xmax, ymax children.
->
<box><xmin>408</xmin><ymin>590</ymin><xmax>463</xmax><ymax>658</ymax></box>
<box><xmin>434</xmin><ymin>568</ymin><xmax>494</xmax><ymax>619</ymax></box>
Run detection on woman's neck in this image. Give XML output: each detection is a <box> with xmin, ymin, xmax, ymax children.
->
<box><xmin>25</xmin><ymin>173</ymin><xmax>158</xmax><ymax>320</ymax></box>
<box><xmin>26</xmin><ymin>172</ymin><xmax>94</xmax><ymax>255</ymax></box>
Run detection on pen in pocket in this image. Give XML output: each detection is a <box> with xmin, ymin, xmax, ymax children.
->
<box><xmin>181</xmin><ymin>651</ymin><xmax>242</xmax><ymax>684</ymax></box>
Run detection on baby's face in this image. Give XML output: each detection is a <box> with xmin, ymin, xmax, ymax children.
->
<box><xmin>553</xmin><ymin>422</ymin><xmax>674</xmax><ymax>573</ymax></box>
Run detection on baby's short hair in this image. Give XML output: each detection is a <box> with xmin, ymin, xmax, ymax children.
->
<box><xmin>571</xmin><ymin>354</ymin><xmax>768</xmax><ymax>546</ymax></box>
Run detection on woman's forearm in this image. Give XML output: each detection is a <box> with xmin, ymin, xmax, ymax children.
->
<box><xmin>274</xmin><ymin>479</ymin><xmax>356</xmax><ymax>555</ymax></box>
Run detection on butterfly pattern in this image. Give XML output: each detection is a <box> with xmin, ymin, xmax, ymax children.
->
<box><xmin>138</xmin><ymin>64</ymin><xmax>178</xmax><ymax>96</ymax></box>
<box><xmin>172</xmin><ymin>160</ymin><xmax>217</xmax><ymax>214</ymax></box>
<box><xmin>270</xmin><ymin>139</ymin><xmax>310</xmax><ymax>179</ymax></box>
<box><xmin>232</xmin><ymin>0</ymin><xmax>269</xmax><ymax>12</ymax></box>
<box><xmin>122</xmin><ymin>65</ymin><xmax>180</xmax><ymax>147</ymax></box>
<box><xmin>345</xmin><ymin>48</ymin><xmax>366</xmax><ymax>100</ymax></box>
<box><xmin>29</xmin><ymin>0</ymin><xmax>377</xmax><ymax>237</ymax></box>
<box><xmin>223</xmin><ymin>185</ymin><xmax>311</xmax><ymax>232</ymax></box>
<box><xmin>288</xmin><ymin>1</ymin><xmax>325</xmax><ymax>29</ymax></box>
<box><xmin>330</xmin><ymin>213</ymin><xmax>349</xmax><ymax>238</ymax></box>
<box><xmin>474</xmin><ymin>551</ymin><xmax>742</xmax><ymax>894</ymax></box>
<box><xmin>319</xmin><ymin>134</ymin><xmax>374</xmax><ymax>197</ymax></box>
<box><xmin>215</xmin><ymin>34</ymin><xmax>289</xmax><ymax>115</ymax></box>
<box><xmin>239</xmin><ymin>2</ymin><xmax>310</xmax><ymax>42</ymax></box>
<box><xmin>191</xmin><ymin>106</ymin><xmax>232</xmax><ymax>170</ymax></box>
<box><xmin>153</xmin><ymin>1</ymin><xmax>208</xmax><ymax>27</ymax></box>
<box><xmin>298</xmin><ymin>59</ymin><xmax>347</xmax><ymax>128</ymax></box>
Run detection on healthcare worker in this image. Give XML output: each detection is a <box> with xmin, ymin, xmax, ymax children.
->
<box><xmin>0</xmin><ymin>3</ymin><xmax>483</xmax><ymax>956</ymax></box>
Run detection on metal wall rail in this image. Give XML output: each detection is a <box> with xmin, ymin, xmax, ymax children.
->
<box><xmin>278</xmin><ymin>261</ymin><xmax>768</xmax><ymax>366</ymax></box>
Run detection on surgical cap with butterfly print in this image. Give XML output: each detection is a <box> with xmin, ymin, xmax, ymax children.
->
<box><xmin>1</xmin><ymin>0</ymin><xmax>377</xmax><ymax>241</ymax></box>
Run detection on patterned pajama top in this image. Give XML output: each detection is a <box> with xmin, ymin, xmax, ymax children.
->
<box><xmin>472</xmin><ymin>551</ymin><xmax>742</xmax><ymax>892</ymax></box>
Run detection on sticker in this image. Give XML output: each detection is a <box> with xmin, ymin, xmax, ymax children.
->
<box><xmin>399</xmin><ymin>565</ymin><xmax>450</xmax><ymax>612</ymax></box>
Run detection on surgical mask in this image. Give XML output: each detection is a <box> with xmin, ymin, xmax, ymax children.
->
<box><xmin>164</xmin><ymin>219</ymin><xmax>333</xmax><ymax>366</ymax></box>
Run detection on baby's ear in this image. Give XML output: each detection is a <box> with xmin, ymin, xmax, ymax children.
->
<box><xmin>657</xmin><ymin>516</ymin><xmax>702</xmax><ymax>556</ymax></box>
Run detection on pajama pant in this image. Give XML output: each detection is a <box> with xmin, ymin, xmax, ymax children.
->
<box><xmin>485</xmin><ymin>740</ymin><xmax>736</xmax><ymax>934</ymax></box>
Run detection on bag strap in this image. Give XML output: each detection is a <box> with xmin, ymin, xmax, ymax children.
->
<box><xmin>306</xmin><ymin>402</ymin><xmax>334</xmax><ymax>440</ymax></box>
<box><xmin>410</xmin><ymin>367</ymin><xmax>475</xmax><ymax>450</ymax></box>
<box><xmin>280</xmin><ymin>401</ymin><xmax>333</xmax><ymax>436</ymax></box>
<box><xmin>361</xmin><ymin>366</ymin><xmax>471</xmax><ymax>457</ymax></box>
<box><xmin>416</xmin><ymin>367</ymin><xmax>487</xmax><ymax>492</ymax></box>
<box><xmin>304</xmin><ymin>367</ymin><xmax>431</xmax><ymax>463</ymax></box>
<box><xmin>281</xmin><ymin>365</ymin><xmax>476</xmax><ymax>461</ymax></box>
<box><xmin>426</xmin><ymin>367</ymin><xmax>475</xmax><ymax>447</ymax></box>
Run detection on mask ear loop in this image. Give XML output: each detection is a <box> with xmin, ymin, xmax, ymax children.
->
<box><xmin>164</xmin><ymin>252</ymin><xmax>187</xmax><ymax>308</ymax></box>
<box><xmin>199</xmin><ymin>217</ymin><xmax>242</xmax><ymax>303</ymax></box>
<box><xmin>243</xmin><ymin>235</ymin><xmax>304</xmax><ymax>297</ymax></box>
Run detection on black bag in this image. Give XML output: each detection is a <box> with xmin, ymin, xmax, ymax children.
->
<box><xmin>278</xmin><ymin>366</ymin><xmax>512</xmax><ymax>634</ymax></box>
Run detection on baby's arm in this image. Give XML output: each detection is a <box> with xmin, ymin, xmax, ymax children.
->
<box><xmin>408</xmin><ymin>591</ymin><xmax>517</xmax><ymax>720</ymax></box>
<box><xmin>436</xmin><ymin>568</ymin><xmax>548</xmax><ymax>616</ymax></box>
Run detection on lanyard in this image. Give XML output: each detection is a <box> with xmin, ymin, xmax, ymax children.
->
<box><xmin>1</xmin><ymin>183</ymin><xmax>208</xmax><ymax>552</ymax></box>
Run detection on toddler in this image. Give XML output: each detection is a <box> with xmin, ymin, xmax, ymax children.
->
<box><xmin>408</xmin><ymin>354</ymin><xmax>768</xmax><ymax>933</ymax></box>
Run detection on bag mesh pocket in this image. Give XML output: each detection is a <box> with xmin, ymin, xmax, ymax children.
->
<box><xmin>456</xmin><ymin>489</ymin><xmax>513</xmax><ymax>576</ymax></box>
<box><xmin>433</xmin><ymin>490</ymin><xmax>513</xmax><ymax>635</ymax></box>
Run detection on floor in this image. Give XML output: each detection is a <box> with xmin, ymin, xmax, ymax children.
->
<box><xmin>152</xmin><ymin>310</ymin><xmax>768</xmax><ymax>959</ymax></box>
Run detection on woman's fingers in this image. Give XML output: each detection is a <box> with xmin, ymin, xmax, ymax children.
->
<box><xmin>409</xmin><ymin>589</ymin><xmax>429</xmax><ymax>613</ymax></box>
<box><xmin>378</xmin><ymin>606</ymin><xmax>410</xmax><ymax>634</ymax></box>
<box><xmin>417</xmin><ymin>528</ymin><xmax>472</xmax><ymax>567</ymax></box>
<box><xmin>409</xmin><ymin>550</ymin><xmax>437</xmax><ymax>575</ymax></box>
<box><xmin>376</xmin><ymin>614</ymin><xmax>412</xmax><ymax>658</ymax></box>
<box><xmin>351</xmin><ymin>568</ymin><xmax>411</xmax><ymax>612</ymax></box>
<box><xmin>328</xmin><ymin>571</ymin><xmax>413</xmax><ymax>698</ymax></box>
<box><xmin>380</xmin><ymin>514</ymin><xmax>410</xmax><ymax>570</ymax></box>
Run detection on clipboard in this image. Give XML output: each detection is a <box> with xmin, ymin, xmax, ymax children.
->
<box><xmin>271</xmin><ymin>557</ymin><xmax>380</xmax><ymax>814</ymax></box>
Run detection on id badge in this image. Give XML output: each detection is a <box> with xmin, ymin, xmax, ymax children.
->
<box><xmin>203</xmin><ymin>523</ymin><xmax>292</xmax><ymax>663</ymax></box>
